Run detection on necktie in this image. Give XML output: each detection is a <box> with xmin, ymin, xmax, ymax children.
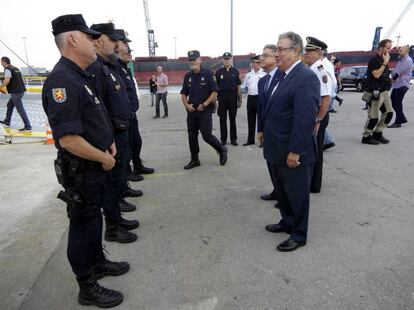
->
<box><xmin>264</xmin><ymin>74</ymin><xmax>271</xmax><ymax>92</ymax></box>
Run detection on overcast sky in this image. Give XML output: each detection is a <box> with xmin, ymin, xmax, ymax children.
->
<box><xmin>1</xmin><ymin>0</ymin><xmax>413</xmax><ymax>70</ymax></box>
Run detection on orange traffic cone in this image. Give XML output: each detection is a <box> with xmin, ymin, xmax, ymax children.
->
<box><xmin>45</xmin><ymin>124</ymin><xmax>55</xmax><ymax>145</ymax></box>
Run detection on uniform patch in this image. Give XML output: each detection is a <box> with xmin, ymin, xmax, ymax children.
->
<box><xmin>115</xmin><ymin>84</ymin><xmax>121</xmax><ymax>91</ymax></box>
<box><xmin>322</xmin><ymin>75</ymin><xmax>328</xmax><ymax>83</ymax></box>
<box><xmin>189</xmin><ymin>77</ymin><xmax>192</xmax><ymax>83</ymax></box>
<box><xmin>201</xmin><ymin>77</ymin><xmax>205</xmax><ymax>81</ymax></box>
<box><xmin>84</xmin><ymin>85</ymin><xmax>93</xmax><ymax>96</ymax></box>
<box><xmin>52</xmin><ymin>88</ymin><xmax>67</xmax><ymax>103</ymax></box>
<box><xmin>110</xmin><ymin>73</ymin><xmax>117</xmax><ymax>82</ymax></box>
<box><xmin>220</xmin><ymin>74</ymin><xmax>224</xmax><ymax>79</ymax></box>
<box><xmin>94</xmin><ymin>97</ymin><xmax>101</xmax><ymax>104</ymax></box>
<box><xmin>317</xmin><ymin>64</ymin><xmax>324</xmax><ymax>71</ymax></box>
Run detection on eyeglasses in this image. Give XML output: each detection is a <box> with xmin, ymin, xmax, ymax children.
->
<box><xmin>275</xmin><ymin>46</ymin><xmax>295</xmax><ymax>53</ymax></box>
<box><xmin>261</xmin><ymin>53</ymin><xmax>274</xmax><ymax>58</ymax></box>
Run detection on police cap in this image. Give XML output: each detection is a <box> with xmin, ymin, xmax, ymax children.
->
<box><xmin>188</xmin><ymin>50</ymin><xmax>201</xmax><ymax>61</ymax></box>
<box><xmin>305</xmin><ymin>36</ymin><xmax>328</xmax><ymax>50</ymax></box>
<box><xmin>115</xmin><ymin>29</ymin><xmax>131</xmax><ymax>43</ymax></box>
<box><xmin>251</xmin><ymin>55</ymin><xmax>261</xmax><ymax>62</ymax></box>
<box><xmin>51</xmin><ymin>14</ymin><xmax>101</xmax><ymax>39</ymax></box>
<box><xmin>91</xmin><ymin>23</ymin><xmax>123</xmax><ymax>41</ymax></box>
<box><xmin>223</xmin><ymin>52</ymin><xmax>232</xmax><ymax>59</ymax></box>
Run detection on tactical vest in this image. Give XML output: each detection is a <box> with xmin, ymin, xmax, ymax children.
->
<box><xmin>5</xmin><ymin>65</ymin><xmax>26</xmax><ymax>93</ymax></box>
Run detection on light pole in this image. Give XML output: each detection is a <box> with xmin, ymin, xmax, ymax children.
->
<box><xmin>22</xmin><ymin>37</ymin><xmax>29</xmax><ymax>66</ymax></box>
<box><xmin>230</xmin><ymin>0</ymin><xmax>233</xmax><ymax>55</ymax></box>
<box><xmin>174</xmin><ymin>36</ymin><xmax>178</xmax><ymax>59</ymax></box>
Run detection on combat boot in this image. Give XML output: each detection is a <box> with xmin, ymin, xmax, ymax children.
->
<box><xmin>93</xmin><ymin>258</ymin><xmax>130</xmax><ymax>280</ymax></box>
<box><xmin>219</xmin><ymin>146</ymin><xmax>228</xmax><ymax>166</ymax></box>
<box><xmin>372</xmin><ymin>132</ymin><xmax>390</xmax><ymax>144</ymax></box>
<box><xmin>118</xmin><ymin>215</ymin><xmax>140</xmax><ymax>230</ymax></box>
<box><xmin>119</xmin><ymin>198</ymin><xmax>136</xmax><ymax>212</ymax></box>
<box><xmin>77</xmin><ymin>274</ymin><xmax>123</xmax><ymax>308</ymax></box>
<box><xmin>361</xmin><ymin>135</ymin><xmax>379</xmax><ymax>145</ymax></box>
<box><xmin>105</xmin><ymin>217</ymin><xmax>137</xmax><ymax>243</ymax></box>
<box><xmin>134</xmin><ymin>162</ymin><xmax>155</xmax><ymax>174</ymax></box>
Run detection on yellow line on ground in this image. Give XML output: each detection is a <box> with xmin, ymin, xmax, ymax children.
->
<box><xmin>145</xmin><ymin>171</ymin><xmax>187</xmax><ymax>178</ymax></box>
<box><xmin>3</xmin><ymin>128</ymin><xmax>46</xmax><ymax>137</ymax></box>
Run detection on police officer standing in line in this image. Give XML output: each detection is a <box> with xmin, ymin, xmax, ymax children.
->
<box><xmin>215</xmin><ymin>52</ymin><xmax>242</xmax><ymax>146</ymax></box>
<box><xmin>43</xmin><ymin>14</ymin><xmax>129</xmax><ymax>307</ymax></box>
<box><xmin>303</xmin><ymin>37</ymin><xmax>333</xmax><ymax>194</ymax></box>
<box><xmin>241</xmin><ymin>55</ymin><xmax>265</xmax><ymax>146</ymax></box>
<box><xmin>88</xmin><ymin>23</ymin><xmax>139</xmax><ymax>244</ymax></box>
<box><xmin>181</xmin><ymin>50</ymin><xmax>228</xmax><ymax>169</ymax></box>
<box><xmin>115</xmin><ymin>29</ymin><xmax>155</xmax><ymax>181</ymax></box>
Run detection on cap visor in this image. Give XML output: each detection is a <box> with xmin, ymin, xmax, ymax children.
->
<box><xmin>81</xmin><ymin>28</ymin><xmax>101</xmax><ymax>39</ymax></box>
<box><xmin>107</xmin><ymin>32</ymin><xmax>123</xmax><ymax>41</ymax></box>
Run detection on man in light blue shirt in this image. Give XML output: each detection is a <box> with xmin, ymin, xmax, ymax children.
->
<box><xmin>388</xmin><ymin>45</ymin><xmax>413</xmax><ymax>128</ymax></box>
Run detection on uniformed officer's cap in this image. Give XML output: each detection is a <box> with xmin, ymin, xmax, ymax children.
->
<box><xmin>305</xmin><ymin>37</ymin><xmax>328</xmax><ymax>50</ymax></box>
<box><xmin>188</xmin><ymin>50</ymin><xmax>201</xmax><ymax>61</ymax></box>
<box><xmin>251</xmin><ymin>55</ymin><xmax>261</xmax><ymax>62</ymax></box>
<box><xmin>115</xmin><ymin>29</ymin><xmax>131</xmax><ymax>43</ymax></box>
<box><xmin>51</xmin><ymin>14</ymin><xmax>101</xmax><ymax>39</ymax></box>
<box><xmin>223</xmin><ymin>52</ymin><xmax>232</xmax><ymax>59</ymax></box>
<box><xmin>90</xmin><ymin>23</ymin><xmax>123</xmax><ymax>41</ymax></box>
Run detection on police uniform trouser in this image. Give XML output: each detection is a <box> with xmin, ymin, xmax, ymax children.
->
<box><xmin>270</xmin><ymin>163</ymin><xmax>313</xmax><ymax>243</ymax></box>
<box><xmin>102</xmin><ymin>130</ymin><xmax>130</xmax><ymax>218</ymax></box>
<box><xmin>187</xmin><ymin>110</ymin><xmax>222</xmax><ymax>160</ymax></box>
<box><xmin>310</xmin><ymin>113</ymin><xmax>329</xmax><ymax>193</ymax></box>
<box><xmin>129</xmin><ymin>113</ymin><xmax>143</xmax><ymax>169</ymax></box>
<box><xmin>67</xmin><ymin>165</ymin><xmax>106</xmax><ymax>277</ymax></box>
<box><xmin>246</xmin><ymin>95</ymin><xmax>258</xmax><ymax>144</ymax></box>
<box><xmin>363</xmin><ymin>90</ymin><xmax>393</xmax><ymax>137</ymax></box>
<box><xmin>391</xmin><ymin>86</ymin><xmax>409</xmax><ymax>124</ymax></box>
<box><xmin>218</xmin><ymin>92</ymin><xmax>238</xmax><ymax>143</ymax></box>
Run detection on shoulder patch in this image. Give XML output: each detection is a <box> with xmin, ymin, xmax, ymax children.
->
<box><xmin>322</xmin><ymin>75</ymin><xmax>328</xmax><ymax>83</ymax></box>
<box><xmin>317</xmin><ymin>64</ymin><xmax>324</xmax><ymax>71</ymax></box>
<box><xmin>52</xmin><ymin>88</ymin><xmax>67</xmax><ymax>103</ymax></box>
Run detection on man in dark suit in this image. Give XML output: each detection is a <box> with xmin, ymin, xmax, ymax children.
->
<box><xmin>264</xmin><ymin>32</ymin><xmax>320</xmax><ymax>252</ymax></box>
<box><xmin>257</xmin><ymin>44</ymin><xmax>280</xmax><ymax>204</ymax></box>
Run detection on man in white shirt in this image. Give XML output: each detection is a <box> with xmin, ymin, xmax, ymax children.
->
<box><xmin>241</xmin><ymin>55</ymin><xmax>266</xmax><ymax>146</ymax></box>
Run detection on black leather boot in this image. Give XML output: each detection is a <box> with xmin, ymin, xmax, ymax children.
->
<box><xmin>77</xmin><ymin>274</ymin><xmax>123</xmax><ymax>308</ymax></box>
<box><xmin>372</xmin><ymin>132</ymin><xmax>390</xmax><ymax>144</ymax></box>
<box><xmin>118</xmin><ymin>215</ymin><xmax>140</xmax><ymax>230</ymax></box>
<box><xmin>93</xmin><ymin>258</ymin><xmax>130</xmax><ymax>280</ymax></box>
<box><xmin>119</xmin><ymin>198</ymin><xmax>136</xmax><ymax>212</ymax></box>
<box><xmin>105</xmin><ymin>217</ymin><xmax>137</xmax><ymax>243</ymax></box>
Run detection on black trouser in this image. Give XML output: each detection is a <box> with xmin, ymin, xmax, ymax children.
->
<box><xmin>155</xmin><ymin>92</ymin><xmax>168</xmax><ymax>116</ymax></box>
<box><xmin>270</xmin><ymin>162</ymin><xmax>313</xmax><ymax>243</ymax></box>
<box><xmin>310</xmin><ymin>113</ymin><xmax>329</xmax><ymax>193</ymax></box>
<box><xmin>218</xmin><ymin>92</ymin><xmax>238</xmax><ymax>143</ymax></box>
<box><xmin>246</xmin><ymin>95</ymin><xmax>258</xmax><ymax>144</ymax></box>
<box><xmin>187</xmin><ymin>110</ymin><xmax>222</xmax><ymax>160</ymax></box>
<box><xmin>67</xmin><ymin>166</ymin><xmax>107</xmax><ymax>277</ymax></box>
<box><xmin>102</xmin><ymin>130</ymin><xmax>130</xmax><ymax>218</ymax></box>
<box><xmin>129</xmin><ymin>113</ymin><xmax>143</xmax><ymax>169</ymax></box>
<box><xmin>266</xmin><ymin>161</ymin><xmax>277</xmax><ymax>197</ymax></box>
<box><xmin>391</xmin><ymin>86</ymin><xmax>409</xmax><ymax>124</ymax></box>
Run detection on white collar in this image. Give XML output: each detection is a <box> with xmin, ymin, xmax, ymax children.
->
<box><xmin>284</xmin><ymin>59</ymin><xmax>301</xmax><ymax>76</ymax></box>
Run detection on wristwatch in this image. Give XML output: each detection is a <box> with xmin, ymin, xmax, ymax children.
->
<box><xmin>315</xmin><ymin>117</ymin><xmax>322</xmax><ymax>124</ymax></box>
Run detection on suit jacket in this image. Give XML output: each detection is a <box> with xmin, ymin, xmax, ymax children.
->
<box><xmin>263</xmin><ymin>62</ymin><xmax>320</xmax><ymax>166</ymax></box>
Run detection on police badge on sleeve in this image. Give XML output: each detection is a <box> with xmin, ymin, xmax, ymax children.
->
<box><xmin>52</xmin><ymin>88</ymin><xmax>67</xmax><ymax>103</ymax></box>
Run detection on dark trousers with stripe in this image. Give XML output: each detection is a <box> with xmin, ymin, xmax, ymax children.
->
<box><xmin>246</xmin><ymin>95</ymin><xmax>258</xmax><ymax>144</ymax></box>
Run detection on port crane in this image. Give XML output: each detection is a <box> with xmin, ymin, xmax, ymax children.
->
<box><xmin>372</xmin><ymin>0</ymin><xmax>413</xmax><ymax>50</ymax></box>
<box><xmin>143</xmin><ymin>0</ymin><xmax>158</xmax><ymax>57</ymax></box>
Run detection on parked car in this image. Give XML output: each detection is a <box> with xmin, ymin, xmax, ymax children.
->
<box><xmin>339</xmin><ymin>66</ymin><xmax>367</xmax><ymax>92</ymax></box>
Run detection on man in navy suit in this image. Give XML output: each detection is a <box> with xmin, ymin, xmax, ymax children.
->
<box><xmin>257</xmin><ymin>44</ymin><xmax>280</xmax><ymax>204</ymax></box>
<box><xmin>263</xmin><ymin>32</ymin><xmax>320</xmax><ymax>252</ymax></box>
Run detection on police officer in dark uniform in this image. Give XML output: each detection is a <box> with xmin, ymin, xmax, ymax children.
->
<box><xmin>88</xmin><ymin>23</ymin><xmax>139</xmax><ymax>244</ymax></box>
<box><xmin>43</xmin><ymin>14</ymin><xmax>129</xmax><ymax>308</ymax></box>
<box><xmin>215</xmin><ymin>52</ymin><xmax>242</xmax><ymax>146</ymax></box>
<box><xmin>115</xmin><ymin>29</ymin><xmax>155</xmax><ymax>181</ymax></box>
<box><xmin>181</xmin><ymin>50</ymin><xmax>228</xmax><ymax>169</ymax></box>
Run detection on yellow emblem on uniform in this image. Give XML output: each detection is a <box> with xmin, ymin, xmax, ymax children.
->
<box><xmin>52</xmin><ymin>88</ymin><xmax>67</xmax><ymax>103</ymax></box>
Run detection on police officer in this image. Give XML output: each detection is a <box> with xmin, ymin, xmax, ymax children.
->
<box><xmin>303</xmin><ymin>37</ymin><xmax>333</xmax><ymax>193</ymax></box>
<box><xmin>43</xmin><ymin>14</ymin><xmax>129</xmax><ymax>307</ymax></box>
<box><xmin>115</xmin><ymin>29</ymin><xmax>155</xmax><ymax>182</ymax></box>
<box><xmin>215</xmin><ymin>52</ymin><xmax>242</xmax><ymax>145</ymax></box>
<box><xmin>241</xmin><ymin>55</ymin><xmax>265</xmax><ymax>146</ymax></box>
<box><xmin>88</xmin><ymin>23</ymin><xmax>139</xmax><ymax>243</ymax></box>
<box><xmin>181</xmin><ymin>50</ymin><xmax>228</xmax><ymax>169</ymax></box>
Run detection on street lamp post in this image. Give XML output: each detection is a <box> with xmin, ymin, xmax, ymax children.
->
<box><xmin>22</xmin><ymin>37</ymin><xmax>29</xmax><ymax>66</ymax></box>
<box><xmin>174</xmin><ymin>36</ymin><xmax>178</xmax><ymax>59</ymax></box>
